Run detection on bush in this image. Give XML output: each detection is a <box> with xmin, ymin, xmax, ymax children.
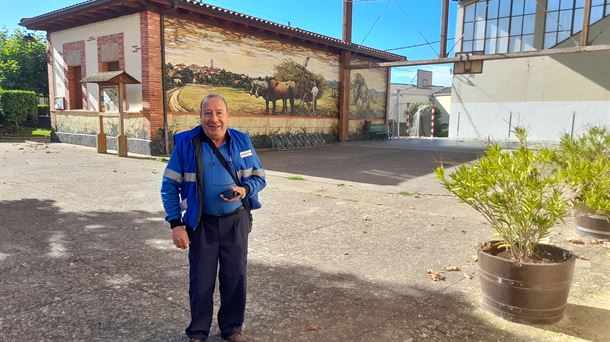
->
<box><xmin>555</xmin><ymin>127</ymin><xmax>610</xmax><ymax>216</ymax></box>
<box><xmin>0</xmin><ymin>90</ymin><xmax>36</xmax><ymax>129</ymax></box>
<box><xmin>436</xmin><ymin>128</ymin><xmax>567</xmax><ymax>263</ymax></box>
<box><xmin>37</xmin><ymin>104</ymin><xmax>49</xmax><ymax>117</ymax></box>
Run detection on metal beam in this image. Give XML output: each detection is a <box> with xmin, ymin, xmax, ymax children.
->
<box><xmin>349</xmin><ymin>44</ymin><xmax>610</xmax><ymax>69</ymax></box>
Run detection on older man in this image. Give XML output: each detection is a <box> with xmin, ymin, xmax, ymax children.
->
<box><xmin>161</xmin><ymin>94</ymin><xmax>266</xmax><ymax>342</ymax></box>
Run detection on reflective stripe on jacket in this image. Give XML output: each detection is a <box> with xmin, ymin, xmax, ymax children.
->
<box><xmin>160</xmin><ymin>126</ymin><xmax>266</xmax><ymax>229</ymax></box>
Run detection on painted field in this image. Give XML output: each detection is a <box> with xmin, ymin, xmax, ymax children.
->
<box><xmin>167</xmin><ymin>84</ymin><xmax>338</xmax><ymax>117</ymax></box>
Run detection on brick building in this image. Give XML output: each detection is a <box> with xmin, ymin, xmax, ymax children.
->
<box><xmin>21</xmin><ymin>0</ymin><xmax>405</xmax><ymax>155</ymax></box>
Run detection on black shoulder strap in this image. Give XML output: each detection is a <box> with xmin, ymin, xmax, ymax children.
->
<box><xmin>202</xmin><ymin>133</ymin><xmax>250</xmax><ymax>210</ymax></box>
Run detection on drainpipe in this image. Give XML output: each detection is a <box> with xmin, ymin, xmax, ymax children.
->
<box><xmin>160</xmin><ymin>14</ymin><xmax>170</xmax><ymax>155</ymax></box>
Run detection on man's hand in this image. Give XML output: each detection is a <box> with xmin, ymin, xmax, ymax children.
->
<box><xmin>172</xmin><ymin>226</ymin><xmax>190</xmax><ymax>249</ymax></box>
<box><xmin>220</xmin><ymin>186</ymin><xmax>246</xmax><ymax>202</ymax></box>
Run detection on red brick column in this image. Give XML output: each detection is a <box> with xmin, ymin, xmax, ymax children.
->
<box><xmin>140</xmin><ymin>11</ymin><xmax>164</xmax><ymax>140</ymax></box>
<box><xmin>62</xmin><ymin>41</ymin><xmax>87</xmax><ymax>110</ymax></box>
<box><xmin>46</xmin><ymin>36</ymin><xmax>56</xmax><ymax>128</ymax></box>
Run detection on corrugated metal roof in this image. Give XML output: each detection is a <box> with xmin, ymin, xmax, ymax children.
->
<box><xmin>20</xmin><ymin>0</ymin><xmax>405</xmax><ymax>62</ymax></box>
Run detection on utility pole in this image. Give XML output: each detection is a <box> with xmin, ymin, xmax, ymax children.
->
<box><xmin>339</xmin><ymin>0</ymin><xmax>353</xmax><ymax>142</ymax></box>
<box><xmin>439</xmin><ymin>0</ymin><xmax>449</xmax><ymax>58</ymax></box>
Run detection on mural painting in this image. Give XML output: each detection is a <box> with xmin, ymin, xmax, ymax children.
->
<box><xmin>163</xmin><ymin>17</ymin><xmax>340</xmax><ymax>117</ymax></box>
<box><xmin>349</xmin><ymin>57</ymin><xmax>388</xmax><ymax>119</ymax></box>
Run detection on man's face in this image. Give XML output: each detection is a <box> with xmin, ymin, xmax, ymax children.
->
<box><xmin>200</xmin><ymin>97</ymin><xmax>229</xmax><ymax>141</ymax></box>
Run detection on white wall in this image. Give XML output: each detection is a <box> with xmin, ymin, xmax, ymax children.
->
<box><xmin>49</xmin><ymin>14</ymin><xmax>143</xmax><ymax>112</ymax></box>
<box><xmin>450</xmin><ymin>100</ymin><xmax>610</xmax><ymax>141</ymax></box>
<box><xmin>450</xmin><ymin>14</ymin><xmax>610</xmax><ymax>142</ymax></box>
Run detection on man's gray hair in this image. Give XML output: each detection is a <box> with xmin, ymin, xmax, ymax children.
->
<box><xmin>200</xmin><ymin>94</ymin><xmax>228</xmax><ymax>113</ymax></box>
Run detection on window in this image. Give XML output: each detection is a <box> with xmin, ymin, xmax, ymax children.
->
<box><xmin>462</xmin><ymin>0</ymin><xmax>537</xmax><ymax>54</ymax></box>
<box><xmin>100</xmin><ymin>86</ymin><xmax>119</xmax><ymax>113</ymax></box>
<box><xmin>107</xmin><ymin>61</ymin><xmax>120</xmax><ymax>71</ymax></box>
<box><xmin>544</xmin><ymin>0</ymin><xmax>610</xmax><ymax>48</ymax></box>
<box><xmin>463</xmin><ymin>0</ymin><xmax>610</xmax><ymax>53</ymax></box>
<box><xmin>68</xmin><ymin>66</ymin><xmax>83</xmax><ymax>110</ymax></box>
<box><xmin>101</xmin><ymin>61</ymin><xmax>120</xmax><ymax>72</ymax></box>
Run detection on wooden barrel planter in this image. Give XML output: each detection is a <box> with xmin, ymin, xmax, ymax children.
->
<box><xmin>575</xmin><ymin>212</ymin><xmax>610</xmax><ymax>240</ymax></box>
<box><xmin>478</xmin><ymin>242</ymin><xmax>576</xmax><ymax>324</ymax></box>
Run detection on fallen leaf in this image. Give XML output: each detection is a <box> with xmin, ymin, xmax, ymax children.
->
<box><xmin>463</xmin><ymin>273</ymin><xmax>474</xmax><ymax>279</ymax></box>
<box><xmin>480</xmin><ymin>242</ymin><xmax>492</xmax><ymax>252</ymax></box>
<box><xmin>575</xmin><ymin>254</ymin><xmax>589</xmax><ymax>260</ymax></box>
<box><xmin>343</xmin><ymin>252</ymin><xmax>349</xmax><ymax>256</ymax></box>
<box><xmin>426</xmin><ymin>269</ymin><xmax>446</xmax><ymax>281</ymax></box>
<box><xmin>362</xmin><ymin>215</ymin><xmax>371</xmax><ymax>221</ymax></box>
<box><xmin>471</xmin><ymin>255</ymin><xmax>478</xmax><ymax>262</ymax></box>
<box><xmin>444</xmin><ymin>265</ymin><xmax>460</xmax><ymax>272</ymax></box>
<box><xmin>308</xmin><ymin>325</ymin><xmax>321</xmax><ymax>331</ymax></box>
<box><xmin>590</xmin><ymin>239</ymin><xmax>604</xmax><ymax>245</ymax></box>
<box><xmin>567</xmin><ymin>238</ymin><xmax>585</xmax><ymax>245</ymax></box>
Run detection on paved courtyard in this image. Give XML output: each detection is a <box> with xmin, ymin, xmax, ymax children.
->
<box><xmin>0</xmin><ymin>140</ymin><xmax>608</xmax><ymax>341</ymax></box>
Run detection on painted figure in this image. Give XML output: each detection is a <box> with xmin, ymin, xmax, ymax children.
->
<box><xmin>351</xmin><ymin>73</ymin><xmax>371</xmax><ymax>110</ymax></box>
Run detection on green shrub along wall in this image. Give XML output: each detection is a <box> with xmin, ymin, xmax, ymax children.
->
<box><xmin>0</xmin><ymin>90</ymin><xmax>37</xmax><ymax>128</ymax></box>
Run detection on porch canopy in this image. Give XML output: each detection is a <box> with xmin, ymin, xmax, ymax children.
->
<box><xmin>81</xmin><ymin>71</ymin><xmax>140</xmax><ymax>157</ymax></box>
<box><xmin>80</xmin><ymin>71</ymin><xmax>140</xmax><ymax>86</ymax></box>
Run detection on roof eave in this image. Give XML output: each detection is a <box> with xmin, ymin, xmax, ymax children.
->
<box><xmin>20</xmin><ymin>0</ymin><xmax>405</xmax><ymax>62</ymax></box>
<box><xmin>173</xmin><ymin>0</ymin><xmax>404</xmax><ymax>62</ymax></box>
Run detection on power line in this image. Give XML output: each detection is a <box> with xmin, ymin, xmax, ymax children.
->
<box><xmin>384</xmin><ymin>38</ymin><xmax>456</xmax><ymax>52</ymax></box>
<box><xmin>352</xmin><ymin>0</ymin><xmax>393</xmax><ymax>59</ymax></box>
<box><xmin>358</xmin><ymin>0</ymin><xmax>392</xmax><ymax>45</ymax></box>
<box><xmin>392</xmin><ymin>0</ymin><xmax>438</xmax><ymax>56</ymax></box>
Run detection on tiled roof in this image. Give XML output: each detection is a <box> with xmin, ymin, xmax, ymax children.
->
<box><xmin>20</xmin><ymin>0</ymin><xmax>405</xmax><ymax>62</ymax></box>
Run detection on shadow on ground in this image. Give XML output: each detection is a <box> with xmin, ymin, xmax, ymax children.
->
<box><xmin>258</xmin><ymin>141</ymin><xmax>482</xmax><ymax>186</ymax></box>
<box><xmin>535</xmin><ymin>303</ymin><xmax>610</xmax><ymax>342</ymax></box>
<box><xmin>4</xmin><ymin>198</ymin><xmax>601</xmax><ymax>341</ymax></box>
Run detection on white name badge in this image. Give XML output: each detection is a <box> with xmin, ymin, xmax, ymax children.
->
<box><xmin>240</xmin><ymin>149</ymin><xmax>253</xmax><ymax>158</ymax></box>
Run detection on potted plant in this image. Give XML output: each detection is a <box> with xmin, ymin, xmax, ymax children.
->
<box><xmin>436</xmin><ymin>128</ymin><xmax>576</xmax><ymax>324</ymax></box>
<box><xmin>555</xmin><ymin>127</ymin><xmax>610</xmax><ymax>240</ymax></box>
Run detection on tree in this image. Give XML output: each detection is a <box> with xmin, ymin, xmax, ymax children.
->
<box><xmin>0</xmin><ymin>28</ymin><xmax>48</xmax><ymax>96</ymax></box>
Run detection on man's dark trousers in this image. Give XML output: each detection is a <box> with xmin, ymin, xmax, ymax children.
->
<box><xmin>185</xmin><ymin>208</ymin><xmax>250</xmax><ymax>340</ymax></box>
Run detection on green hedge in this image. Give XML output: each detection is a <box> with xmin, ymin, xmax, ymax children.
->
<box><xmin>0</xmin><ymin>90</ymin><xmax>37</xmax><ymax>128</ymax></box>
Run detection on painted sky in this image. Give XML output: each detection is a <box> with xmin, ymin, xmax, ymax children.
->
<box><xmin>164</xmin><ymin>18</ymin><xmax>340</xmax><ymax>81</ymax></box>
<box><xmin>3</xmin><ymin>0</ymin><xmax>459</xmax><ymax>86</ymax></box>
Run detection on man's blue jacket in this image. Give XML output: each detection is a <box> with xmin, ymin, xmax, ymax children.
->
<box><xmin>161</xmin><ymin>126</ymin><xmax>266</xmax><ymax>230</ymax></box>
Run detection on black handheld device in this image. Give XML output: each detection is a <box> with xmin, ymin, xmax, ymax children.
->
<box><xmin>221</xmin><ymin>189</ymin><xmax>238</xmax><ymax>199</ymax></box>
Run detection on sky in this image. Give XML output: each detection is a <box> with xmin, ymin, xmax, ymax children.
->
<box><xmin>1</xmin><ymin>0</ymin><xmax>458</xmax><ymax>86</ymax></box>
